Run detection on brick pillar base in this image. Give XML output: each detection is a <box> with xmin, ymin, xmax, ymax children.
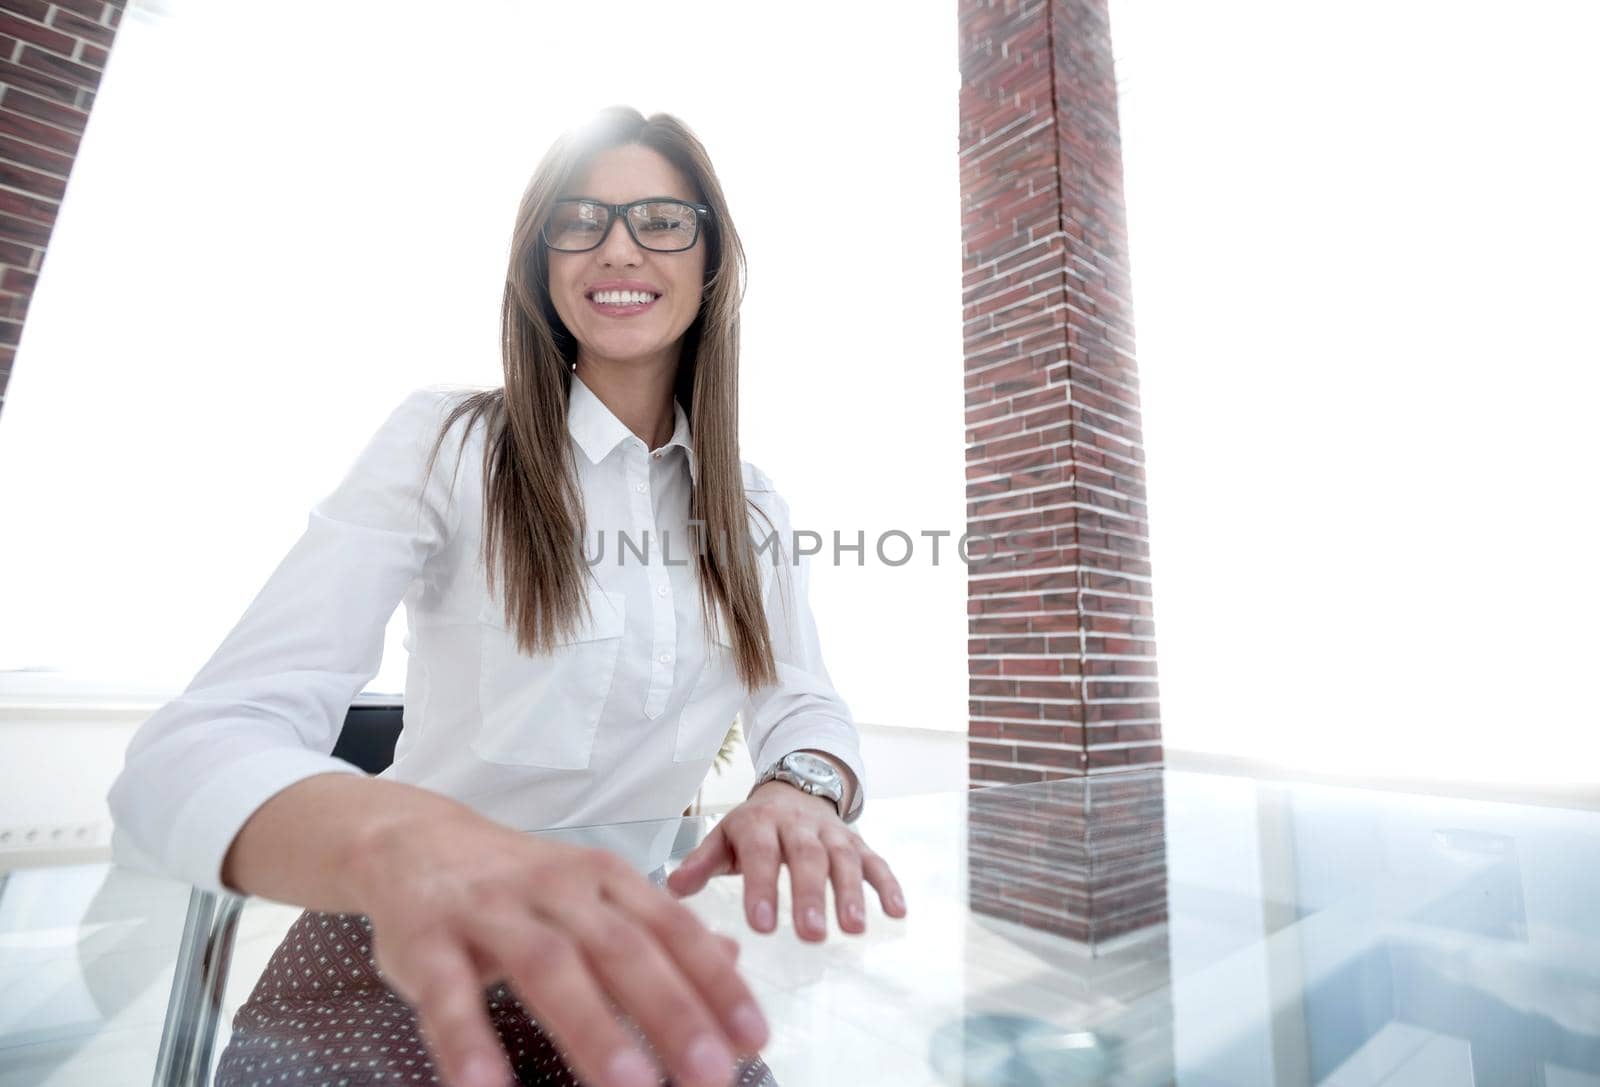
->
<box><xmin>963</xmin><ymin>773</ymin><xmax>1174</xmax><ymax>1076</ymax></box>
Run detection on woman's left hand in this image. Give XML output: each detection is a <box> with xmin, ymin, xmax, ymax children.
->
<box><xmin>665</xmin><ymin>783</ymin><xmax>908</xmax><ymax>940</ymax></box>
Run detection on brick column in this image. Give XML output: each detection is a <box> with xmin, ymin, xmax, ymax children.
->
<box><xmin>960</xmin><ymin>0</ymin><xmax>1159</xmax><ymax>787</ymax></box>
<box><xmin>0</xmin><ymin>0</ymin><xmax>124</xmax><ymax>417</ymax></box>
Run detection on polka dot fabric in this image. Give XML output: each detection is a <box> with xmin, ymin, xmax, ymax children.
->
<box><xmin>214</xmin><ymin>909</ymin><xmax>778</xmax><ymax>1086</ymax></box>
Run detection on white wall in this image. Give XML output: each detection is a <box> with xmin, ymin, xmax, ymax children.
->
<box><xmin>1110</xmin><ymin>0</ymin><xmax>1600</xmax><ymax>788</ymax></box>
<box><xmin>8</xmin><ymin>0</ymin><xmax>1593</xmax><ymax>801</ymax></box>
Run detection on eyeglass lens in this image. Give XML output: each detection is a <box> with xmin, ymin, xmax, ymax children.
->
<box><xmin>545</xmin><ymin>201</ymin><xmax>699</xmax><ymax>252</ymax></box>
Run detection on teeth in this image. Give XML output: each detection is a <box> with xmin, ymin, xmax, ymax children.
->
<box><xmin>591</xmin><ymin>290</ymin><xmax>656</xmax><ymax>305</ymax></box>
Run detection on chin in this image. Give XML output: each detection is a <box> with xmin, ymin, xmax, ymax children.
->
<box><xmin>586</xmin><ymin>338</ymin><xmax>669</xmax><ymax>363</ymax></box>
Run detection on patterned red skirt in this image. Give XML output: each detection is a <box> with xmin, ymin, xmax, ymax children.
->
<box><xmin>214</xmin><ymin>909</ymin><xmax>778</xmax><ymax>1086</ymax></box>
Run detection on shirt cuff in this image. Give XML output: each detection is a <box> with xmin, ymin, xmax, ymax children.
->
<box><xmin>161</xmin><ymin>749</ymin><xmax>369</xmax><ymax>896</ymax></box>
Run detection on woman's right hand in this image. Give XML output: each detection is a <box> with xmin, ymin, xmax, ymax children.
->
<box><xmin>349</xmin><ymin>810</ymin><xmax>769</xmax><ymax>1087</ymax></box>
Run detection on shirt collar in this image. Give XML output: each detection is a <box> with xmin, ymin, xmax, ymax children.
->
<box><xmin>568</xmin><ymin>370</ymin><xmax>696</xmax><ymax>484</ymax></box>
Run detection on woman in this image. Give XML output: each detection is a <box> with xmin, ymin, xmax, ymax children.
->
<box><xmin>107</xmin><ymin>106</ymin><xmax>906</xmax><ymax>1087</ymax></box>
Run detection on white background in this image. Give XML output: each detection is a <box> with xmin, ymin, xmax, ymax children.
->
<box><xmin>0</xmin><ymin>0</ymin><xmax>970</xmax><ymax>731</ymax></box>
<box><xmin>1</xmin><ymin>0</ymin><xmax>1596</xmax><ymax>788</ymax></box>
<box><xmin>1111</xmin><ymin>0</ymin><xmax>1600</xmax><ymax>783</ymax></box>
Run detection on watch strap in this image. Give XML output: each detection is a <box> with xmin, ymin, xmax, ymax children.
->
<box><xmin>749</xmin><ymin>755</ymin><xmax>857</xmax><ymax>822</ymax></box>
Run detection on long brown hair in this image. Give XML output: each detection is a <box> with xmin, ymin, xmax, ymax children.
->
<box><xmin>421</xmin><ymin>105</ymin><xmax>780</xmax><ymax>692</ymax></box>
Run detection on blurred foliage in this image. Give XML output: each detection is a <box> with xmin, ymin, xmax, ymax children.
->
<box><xmin>714</xmin><ymin>718</ymin><xmax>741</xmax><ymax>774</ymax></box>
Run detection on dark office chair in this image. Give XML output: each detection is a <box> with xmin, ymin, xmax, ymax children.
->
<box><xmin>330</xmin><ymin>699</ymin><xmax>404</xmax><ymax>774</ymax></box>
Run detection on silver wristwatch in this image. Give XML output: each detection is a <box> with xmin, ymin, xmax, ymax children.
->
<box><xmin>750</xmin><ymin>751</ymin><xmax>857</xmax><ymax>822</ymax></box>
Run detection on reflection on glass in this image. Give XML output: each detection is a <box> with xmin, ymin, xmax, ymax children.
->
<box><xmin>953</xmin><ymin>772</ymin><xmax>1174</xmax><ymax>1085</ymax></box>
<box><xmin>4</xmin><ymin>770</ymin><xmax>1597</xmax><ymax>1085</ymax></box>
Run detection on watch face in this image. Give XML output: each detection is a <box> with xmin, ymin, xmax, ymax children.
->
<box><xmin>786</xmin><ymin>751</ymin><xmax>840</xmax><ymax>785</ymax></box>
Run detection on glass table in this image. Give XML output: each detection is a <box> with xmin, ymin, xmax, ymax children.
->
<box><xmin>2</xmin><ymin>768</ymin><xmax>1598</xmax><ymax>1086</ymax></box>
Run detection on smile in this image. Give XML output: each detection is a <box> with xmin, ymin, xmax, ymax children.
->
<box><xmin>585</xmin><ymin>291</ymin><xmax>661</xmax><ymax>317</ymax></box>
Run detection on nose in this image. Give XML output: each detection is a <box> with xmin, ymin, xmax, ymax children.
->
<box><xmin>596</xmin><ymin>208</ymin><xmax>643</xmax><ymax>266</ymax></box>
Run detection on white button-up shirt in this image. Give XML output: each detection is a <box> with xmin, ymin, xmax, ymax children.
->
<box><xmin>107</xmin><ymin>374</ymin><xmax>866</xmax><ymax>896</ymax></box>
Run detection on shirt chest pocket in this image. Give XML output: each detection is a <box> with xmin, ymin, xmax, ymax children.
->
<box><xmin>675</xmin><ymin>617</ymin><xmax>748</xmax><ymax>763</ymax></box>
<box><xmin>474</xmin><ymin>587</ymin><xmax>627</xmax><ymax>769</ymax></box>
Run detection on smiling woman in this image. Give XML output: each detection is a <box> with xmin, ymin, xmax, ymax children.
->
<box><xmin>106</xmin><ymin>104</ymin><xmax>904</xmax><ymax>1087</ymax></box>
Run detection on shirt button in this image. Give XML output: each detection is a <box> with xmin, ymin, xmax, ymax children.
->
<box><xmin>656</xmin><ymin>584</ymin><xmax>669</xmax><ymax>597</ymax></box>
<box><xmin>634</xmin><ymin>481</ymin><xmax>647</xmax><ymax>493</ymax></box>
<box><xmin>652</xmin><ymin>451</ymin><xmax>662</xmax><ymax>459</ymax></box>
<box><xmin>658</xmin><ymin>652</ymin><xmax>672</xmax><ymax>664</ymax></box>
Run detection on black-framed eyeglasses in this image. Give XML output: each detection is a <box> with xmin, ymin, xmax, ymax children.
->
<box><xmin>540</xmin><ymin>197</ymin><xmax>712</xmax><ymax>253</ymax></box>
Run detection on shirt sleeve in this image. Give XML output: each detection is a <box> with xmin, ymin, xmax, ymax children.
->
<box><xmin>105</xmin><ymin>387</ymin><xmax>468</xmax><ymax>895</ymax></box>
<box><xmin>739</xmin><ymin>466</ymin><xmax>867</xmax><ymax>822</ymax></box>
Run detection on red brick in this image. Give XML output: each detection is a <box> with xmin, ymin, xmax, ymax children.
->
<box><xmin>0</xmin><ymin>11</ymin><xmax>73</xmax><ymax>56</ymax></box>
<box><xmin>47</xmin><ymin>7</ymin><xmax>116</xmax><ymax>50</ymax></box>
<box><xmin>0</xmin><ymin>102</ymin><xmax>81</xmax><ymax>155</ymax></box>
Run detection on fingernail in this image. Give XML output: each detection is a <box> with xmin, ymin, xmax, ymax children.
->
<box><xmin>846</xmin><ymin>902</ymin><xmax>865</xmax><ymax>925</ymax></box>
<box><xmin>731</xmin><ymin>1001</ymin><xmax>769</xmax><ymax>1049</ymax></box>
<box><xmin>606</xmin><ymin>1048</ymin><xmax>658</xmax><ymax>1087</ymax></box>
<box><xmin>892</xmin><ymin>892</ymin><xmax>906</xmax><ymax>913</ymax></box>
<box><xmin>805</xmin><ymin>906</ymin><xmax>824</xmax><ymax>933</ymax></box>
<box><xmin>462</xmin><ymin>1053</ymin><xmax>505</xmax><ymax>1087</ymax></box>
<box><xmin>754</xmin><ymin>900</ymin><xmax>774</xmax><ymax>930</ymax></box>
<box><xmin>686</xmin><ymin>1033</ymin><xmax>734</xmax><ymax>1082</ymax></box>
